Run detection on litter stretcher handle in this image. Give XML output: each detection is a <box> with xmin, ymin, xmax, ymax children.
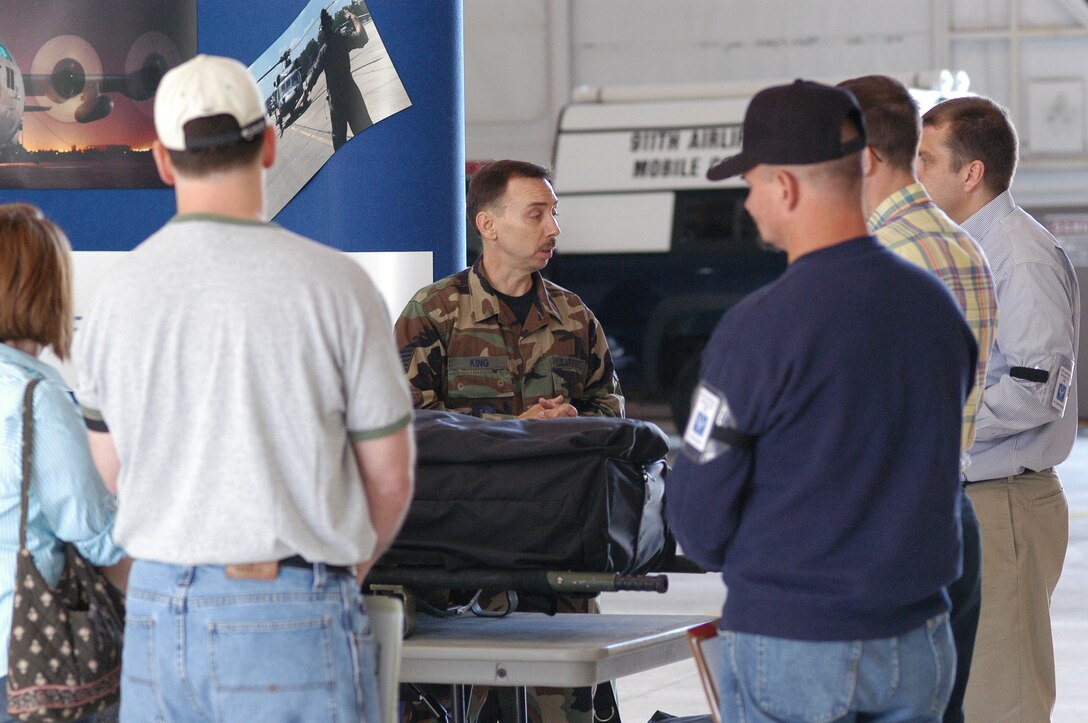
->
<box><xmin>614</xmin><ymin>574</ymin><xmax>669</xmax><ymax>593</ymax></box>
<box><xmin>366</xmin><ymin>567</ymin><xmax>670</xmax><ymax>595</ymax></box>
<box><xmin>546</xmin><ymin>571</ymin><xmax>668</xmax><ymax>594</ymax></box>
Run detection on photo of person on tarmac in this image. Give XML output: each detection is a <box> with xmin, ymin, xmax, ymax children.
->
<box><xmin>302</xmin><ymin>7</ymin><xmax>372</xmax><ymax>150</ymax></box>
<box><xmin>251</xmin><ymin>0</ymin><xmax>411</xmax><ymax>217</ymax></box>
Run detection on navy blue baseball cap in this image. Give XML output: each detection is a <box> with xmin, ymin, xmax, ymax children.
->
<box><xmin>707</xmin><ymin>79</ymin><xmax>867</xmax><ymax>181</ymax></box>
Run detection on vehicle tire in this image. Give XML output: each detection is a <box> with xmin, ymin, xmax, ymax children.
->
<box><xmin>670</xmin><ymin>351</ymin><xmax>703</xmax><ymax>432</ymax></box>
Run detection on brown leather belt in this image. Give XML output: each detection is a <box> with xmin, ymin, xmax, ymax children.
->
<box><xmin>225</xmin><ymin>555</ymin><xmax>354</xmax><ymax>580</ymax></box>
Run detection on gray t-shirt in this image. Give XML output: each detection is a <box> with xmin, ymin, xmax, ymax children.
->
<box><xmin>75</xmin><ymin>215</ymin><xmax>412</xmax><ymax>565</ymax></box>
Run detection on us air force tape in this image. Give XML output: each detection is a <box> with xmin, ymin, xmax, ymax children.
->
<box><xmin>1010</xmin><ymin>355</ymin><xmax>1075</xmax><ymax>416</ymax></box>
<box><xmin>681</xmin><ymin>381</ymin><xmax>754</xmax><ymax>464</ymax></box>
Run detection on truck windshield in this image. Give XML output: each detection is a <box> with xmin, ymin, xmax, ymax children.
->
<box><xmin>671</xmin><ymin>189</ymin><xmax>762</xmax><ymax>255</ymax></box>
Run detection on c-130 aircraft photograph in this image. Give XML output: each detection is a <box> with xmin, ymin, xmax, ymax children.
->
<box><xmin>0</xmin><ymin>0</ymin><xmax>195</xmax><ymax>189</ymax></box>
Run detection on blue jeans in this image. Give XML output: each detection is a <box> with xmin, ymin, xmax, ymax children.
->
<box><xmin>121</xmin><ymin>560</ymin><xmax>380</xmax><ymax>723</ymax></box>
<box><xmin>719</xmin><ymin>614</ymin><xmax>955</xmax><ymax>723</ymax></box>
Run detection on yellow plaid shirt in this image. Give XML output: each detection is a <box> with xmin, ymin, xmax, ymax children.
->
<box><xmin>869</xmin><ymin>183</ymin><xmax>999</xmax><ymax>459</ymax></box>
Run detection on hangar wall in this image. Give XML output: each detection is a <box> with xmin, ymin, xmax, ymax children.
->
<box><xmin>464</xmin><ymin>0</ymin><xmax>1088</xmax><ymax>210</ymax></box>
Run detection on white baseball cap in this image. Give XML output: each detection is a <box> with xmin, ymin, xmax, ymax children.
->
<box><xmin>154</xmin><ymin>54</ymin><xmax>268</xmax><ymax>152</ymax></box>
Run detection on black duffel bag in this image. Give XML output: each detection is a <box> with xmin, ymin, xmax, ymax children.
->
<box><xmin>383</xmin><ymin>409</ymin><xmax>674</xmax><ymax>575</ymax></box>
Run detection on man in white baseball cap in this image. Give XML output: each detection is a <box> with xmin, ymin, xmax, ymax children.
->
<box><xmin>75</xmin><ymin>54</ymin><xmax>415</xmax><ymax>721</ymax></box>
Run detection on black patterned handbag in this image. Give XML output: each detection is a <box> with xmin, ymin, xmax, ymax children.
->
<box><xmin>6</xmin><ymin>378</ymin><xmax>125</xmax><ymax>722</ymax></box>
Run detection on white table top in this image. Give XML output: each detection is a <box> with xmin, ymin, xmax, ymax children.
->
<box><xmin>399</xmin><ymin>613</ymin><xmax>715</xmax><ymax>688</ymax></box>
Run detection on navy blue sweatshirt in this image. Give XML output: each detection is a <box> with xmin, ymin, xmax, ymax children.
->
<box><xmin>667</xmin><ymin>237</ymin><xmax>977</xmax><ymax>641</ymax></box>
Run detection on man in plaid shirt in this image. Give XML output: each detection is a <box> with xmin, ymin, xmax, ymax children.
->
<box><xmin>839</xmin><ymin>74</ymin><xmax>998</xmax><ymax>723</ymax></box>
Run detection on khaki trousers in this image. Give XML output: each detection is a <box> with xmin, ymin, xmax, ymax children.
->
<box><xmin>963</xmin><ymin>469</ymin><xmax>1069</xmax><ymax>723</ymax></box>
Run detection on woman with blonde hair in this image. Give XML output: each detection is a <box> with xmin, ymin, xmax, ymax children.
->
<box><xmin>0</xmin><ymin>204</ymin><xmax>125</xmax><ymax>721</ymax></box>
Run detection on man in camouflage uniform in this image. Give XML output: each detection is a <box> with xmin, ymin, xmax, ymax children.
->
<box><xmin>394</xmin><ymin>159</ymin><xmax>623</xmax><ymax>722</ymax></box>
<box><xmin>395</xmin><ymin>159</ymin><xmax>623</xmax><ymax>420</ymax></box>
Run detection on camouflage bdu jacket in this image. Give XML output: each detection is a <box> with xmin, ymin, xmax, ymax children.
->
<box><xmin>394</xmin><ymin>260</ymin><xmax>624</xmax><ymax>418</ymax></box>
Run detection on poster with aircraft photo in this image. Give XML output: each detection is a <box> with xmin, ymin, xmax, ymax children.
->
<box><xmin>0</xmin><ymin>0</ymin><xmax>196</xmax><ymax>189</ymax></box>
<box><xmin>253</xmin><ymin>0</ymin><xmax>412</xmax><ymax>218</ymax></box>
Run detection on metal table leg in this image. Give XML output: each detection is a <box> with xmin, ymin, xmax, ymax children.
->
<box><xmin>451</xmin><ymin>684</ymin><xmax>467</xmax><ymax>723</ymax></box>
<box><xmin>513</xmin><ymin>686</ymin><xmax>529</xmax><ymax>723</ymax></box>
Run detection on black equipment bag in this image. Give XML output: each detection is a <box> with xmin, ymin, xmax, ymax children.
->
<box><xmin>383</xmin><ymin>410</ymin><xmax>674</xmax><ymax>575</ymax></box>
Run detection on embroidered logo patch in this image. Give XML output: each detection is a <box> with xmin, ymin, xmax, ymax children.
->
<box><xmin>684</xmin><ymin>385</ymin><xmax>724</xmax><ymax>454</ymax></box>
<box><xmin>1052</xmin><ymin>362</ymin><xmax>1073</xmax><ymax>415</ymax></box>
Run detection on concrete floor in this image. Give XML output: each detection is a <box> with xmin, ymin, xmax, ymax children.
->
<box><xmin>601</xmin><ymin>423</ymin><xmax>1088</xmax><ymax>722</ymax></box>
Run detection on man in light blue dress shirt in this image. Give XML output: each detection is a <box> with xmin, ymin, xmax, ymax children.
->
<box><xmin>920</xmin><ymin>96</ymin><xmax>1079</xmax><ymax>723</ymax></box>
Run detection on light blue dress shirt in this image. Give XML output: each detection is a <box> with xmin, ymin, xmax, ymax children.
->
<box><xmin>963</xmin><ymin>190</ymin><xmax>1081</xmax><ymax>480</ymax></box>
<box><xmin>0</xmin><ymin>344</ymin><xmax>124</xmax><ymax>672</ymax></box>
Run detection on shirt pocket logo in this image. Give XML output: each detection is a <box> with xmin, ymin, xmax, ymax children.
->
<box><xmin>545</xmin><ymin>356</ymin><xmax>587</xmax><ymax>398</ymax></box>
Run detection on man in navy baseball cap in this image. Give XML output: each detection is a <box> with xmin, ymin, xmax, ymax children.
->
<box><xmin>669</xmin><ymin>78</ymin><xmax>975</xmax><ymax>722</ymax></box>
